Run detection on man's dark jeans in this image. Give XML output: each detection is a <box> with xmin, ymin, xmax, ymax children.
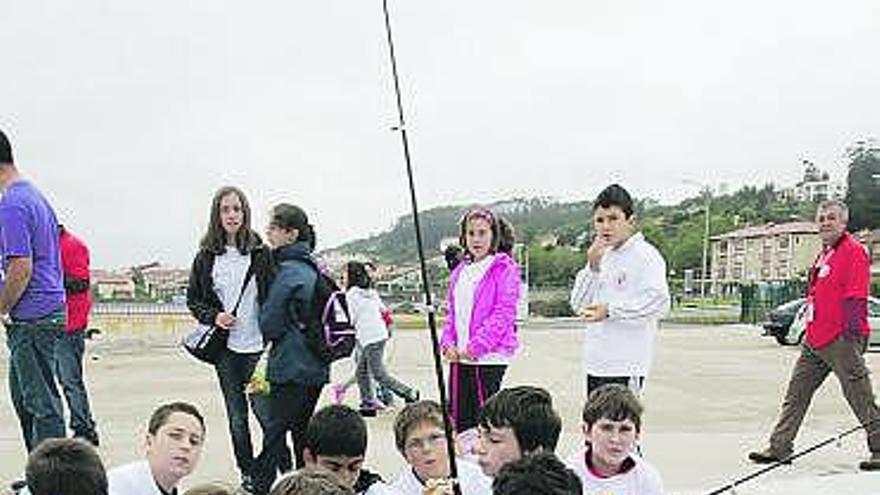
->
<box><xmin>6</xmin><ymin>309</ymin><xmax>66</xmax><ymax>451</ymax></box>
<box><xmin>215</xmin><ymin>349</ymin><xmax>291</xmax><ymax>480</ymax></box>
<box><xmin>55</xmin><ymin>329</ymin><xmax>98</xmax><ymax>441</ymax></box>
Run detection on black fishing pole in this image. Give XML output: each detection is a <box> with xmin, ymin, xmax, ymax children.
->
<box><xmin>379</xmin><ymin>1</ymin><xmax>463</xmax><ymax>494</ymax></box>
<box><xmin>705</xmin><ymin>419</ymin><xmax>877</xmax><ymax>495</ymax></box>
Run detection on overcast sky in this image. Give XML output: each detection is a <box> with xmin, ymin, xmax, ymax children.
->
<box><xmin>2</xmin><ymin>0</ymin><xmax>878</xmax><ymax>269</ymax></box>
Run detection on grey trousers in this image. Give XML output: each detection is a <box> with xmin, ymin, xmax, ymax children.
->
<box><xmin>769</xmin><ymin>336</ymin><xmax>880</xmax><ymax>456</ymax></box>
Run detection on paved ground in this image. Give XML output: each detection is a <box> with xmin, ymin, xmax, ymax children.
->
<box><xmin>1</xmin><ymin>318</ymin><xmax>879</xmax><ymax>494</ymax></box>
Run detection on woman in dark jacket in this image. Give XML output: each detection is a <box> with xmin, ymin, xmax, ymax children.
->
<box><xmin>186</xmin><ymin>186</ymin><xmax>288</xmax><ymax>489</ymax></box>
<box><xmin>252</xmin><ymin>203</ymin><xmax>330</xmax><ymax>495</ymax></box>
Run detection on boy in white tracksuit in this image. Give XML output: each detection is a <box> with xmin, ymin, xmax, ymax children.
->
<box><xmin>569</xmin><ymin>184</ymin><xmax>670</xmax><ymax>397</ymax></box>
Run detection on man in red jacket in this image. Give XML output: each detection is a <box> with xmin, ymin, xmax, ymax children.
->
<box><xmin>56</xmin><ymin>225</ymin><xmax>99</xmax><ymax>446</ymax></box>
<box><xmin>749</xmin><ymin>200</ymin><xmax>880</xmax><ymax>471</ymax></box>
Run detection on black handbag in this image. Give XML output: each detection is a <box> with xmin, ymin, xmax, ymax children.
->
<box><xmin>183</xmin><ymin>264</ymin><xmax>255</xmax><ymax>364</ymax></box>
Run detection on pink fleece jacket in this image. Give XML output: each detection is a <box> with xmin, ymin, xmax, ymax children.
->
<box><xmin>441</xmin><ymin>253</ymin><xmax>521</xmax><ymax>360</ymax></box>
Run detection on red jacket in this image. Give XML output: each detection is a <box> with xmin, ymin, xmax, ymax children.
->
<box><xmin>60</xmin><ymin>228</ymin><xmax>92</xmax><ymax>332</ymax></box>
<box><xmin>805</xmin><ymin>231</ymin><xmax>870</xmax><ymax>349</ymax></box>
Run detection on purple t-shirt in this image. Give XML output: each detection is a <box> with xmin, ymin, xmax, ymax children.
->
<box><xmin>0</xmin><ymin>180</ymin><xmax>65</xmax><ymax>320</ymax></box>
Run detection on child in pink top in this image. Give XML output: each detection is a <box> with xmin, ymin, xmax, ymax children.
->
<box><xmin>440</xmin><ymin>208</ymin><xmax>521</xmax><ymax>443</ymax></box>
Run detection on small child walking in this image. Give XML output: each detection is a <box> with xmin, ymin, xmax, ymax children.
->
<box><xmin>344</xmin><ymin>261</ymin><xmax>419</xmax><ymax>415</ymax></box>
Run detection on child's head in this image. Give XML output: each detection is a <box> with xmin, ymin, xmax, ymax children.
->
<box><xmin>476</xmin><ymin>386</ymin><xmax>562</xmax><ymax>477</ymax></box>
<box><xmin>592</xmin><ymin>184</ymin><xmax>635</xmax><ymax>248</ymax></box>
<box><xmin>344</xmin><ymin>261</ymin><xmax>372</xmax><ymax>290</ymax></box>
<box><xmin>25</xmin><ymin>438</ymin><xmax>107</xmax><ymax>495</ymax></box>
<box><xmin>267</xmin><ymin>203</ymin><xmax>316</xmax><ymax>250</ymax></box>
<box><xmin>458</xmin><ymin>208</ymin><xmax>514</xmax><ymax>261</ymax></box>
<box><xmin>443</xmin><ymin>244</ymin><xmax>465</xmax><ymax>271</ymax></box>
<box><xmin>182</xmin><ymin>482</ymin><xmax>239</xmax><ymax>495</ymax></box>
<box><xmin>270</xmin><ymin>468</ymin><xmax>354</xmax><ymax>495</ymax></box>
<box><xmin>303</xmin><ymin>405</ymin><xmax>367</xmax><ymax>489</ymax></box>
<box><xmin>394</xmin><ymin>400</ymin><xmax>451</xmax><ymax>481</ymax></box>
<box><xmin>581</xmin><ymin>385</ymin><xmax>643</xmax><ymax>473</ymax></box>
<box><xmin>491</xmin><ymin>452</ymin><xmax>582</xmax><ymax>495</ymax></box>
<box><xmin>145</xmin><ymin>402</ymin><xmax>205</xmax><ymax>489</ymax></box>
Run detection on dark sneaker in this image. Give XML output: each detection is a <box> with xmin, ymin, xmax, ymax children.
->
<box><xmin>359</xmin><ymin>398</ymin><xmax>384</xmax><ymax>417</ymax></box>
<box><xmin>10</xmin><ymin>480</ymin><xmax>27</xmax><ymax>493</ymax></box>
<box><xmin>240</xmin><ymin>474</ymin><xmax>255</xmax><ymax>494</ymax></box>
<box><xmin>75</xmin><ymin>430</ymin><xmax>100</xmax><ymax>447</ymax></box>
<box><xmin>858</xmin><ymin>452</ymin><xmax>880</xmax><ymax>471</ymax></box>
<box><xmin>748</xmin><ymin>449</ymin><xmax>791</xmax><ymax>464</ymax></box>
<box><xmin>404</xmin><ymin>389</ymin><xmax>420</xmax><ymax>404</ymax></box>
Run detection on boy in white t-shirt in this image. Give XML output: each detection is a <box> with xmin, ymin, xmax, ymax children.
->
<box><xmin>569</xmin><ymin>184</ymin><xmax>670</xmax><ymax>398</ymax></box>
<box><xmin>566</xmin><ymin>385</ymin><xmax>663</xmax><ymax>495</ymax></box>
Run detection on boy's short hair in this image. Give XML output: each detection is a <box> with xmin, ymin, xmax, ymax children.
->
<box><xmin>393</xmin><ymin>400</ymin><xmax>447</xmax><ymax>453</ymax></box>
<box><xmin>0</xmin><ymin>129</ymin><xmax>13</xmax><ymax>164</ymax></box>
<box><xmin>479</xmin><ymin>386</ymin><xmax>562</xmax><ymax>453</ymax></box>
<box><xmin>148</xmin><ymin>401</ymin><xmax>205</xmax><ymax>436</ymax></box>
<box><xmin>270</xmin><ymin>468</ymin><xmax>354</xmax><ymax>495</ymax></box>
<box><xmin>593</xmin><ymin>184</ymin><xmax>634</xmax><ymax>218</ymax></box>
<box><xmin>182</xmin><ymin>482</ymin><xmax>238</xmax><ymax>495</ymax></box>
<box><xmin>305</xmin><ymin>405</ymin><xmax>367</xmax><ymax>457</ymax></box>
<box><xmin>183</xmin><ymin>482</ymin><xmax>244</xmax><ymax>495</ymax></box>
<box><xmin>582</xmin><ymin>384</ymin><xmax>643</xmax><ymax>432</ymax></box>
<box><xmin>492</xmin><ymin>452</ymin><xmax>582</xmax><ymax>495</ymax></box>
<box><xmin>25</xmin><ymin>438</ymin><xmax>107</xmax><ymax>495</ymax></box>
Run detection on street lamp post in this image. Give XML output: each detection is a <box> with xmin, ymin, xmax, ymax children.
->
<box><xmin>683</xmin><ymin>180</ymin><xmax>712</xmax><ymax>299</ymax></box>
<box><xmin>700</xmin><ymin>189</ymin><xmax>710</xmax><ymax>299</ymax></box>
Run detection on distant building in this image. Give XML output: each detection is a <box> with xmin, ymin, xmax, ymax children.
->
<box><xmin>859</xmin><ymin>229</ymin><xmax>880</xmax><ymax>284</ymax></box>
<box><xmin>710</xmin><ymin>221</ymin><xmax>820</xmax><ymax>289</ymax></box>
<box><xmin>779</xmin><ymin>160</ymin><xmax>845</xmax><ymax>203</ymax></box>
<box><xmin>91</xmin><ymin>269</ymin><xmax>136</xmax><ymax>300</ymax></box>
<box><xmin>140</xmin><ymin>265</ymin><xmax>190</xmax><ymax>302</ymax></box>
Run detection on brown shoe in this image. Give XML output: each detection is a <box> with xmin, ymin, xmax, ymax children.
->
<box><xmin>858</xmin><ymin>452</ymin><xmax>880</xmax><ymax>471</ymax></box>
<box><xmin>748</xmin><ymin>449</ymin><xmax>791</xmax><ymax>464</ymax></box>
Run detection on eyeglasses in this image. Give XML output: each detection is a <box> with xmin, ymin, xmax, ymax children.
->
<box><xmin>404</xmin><ymin>432</ymin><xmax>446</xmax><ymax>453</ymax></box>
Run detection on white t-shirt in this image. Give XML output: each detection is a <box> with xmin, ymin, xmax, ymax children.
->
<box><xmin>212</xmin><ymin>247</ymin><xmax>263</xmax><ymax>353</ymax></box>
<box><xmin>347</xmin><ymin>287</ymin><xmax>389</xmax><ymax>347</ymax></box>
<box><xmin>565</xmin><ymin>448</ymin><xmax>664</xmax><ymax>495</ymax></box>
<box><xmin>569</xmin><ymin>233</ymin><xmax>669</xmax><ymax>377</ymax></box>
<box><xmin>108</xmin><ymin>461</ymin><xmax>165</xmax><ymax>495</ymax></box>
<box><xmin>389</xmin><ymin>459</ymin><xmax>492</xmax><ymax>495</ymax></box>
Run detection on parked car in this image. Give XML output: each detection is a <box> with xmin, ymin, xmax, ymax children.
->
<box><xmin>779</xmin><ymin>296</ymin><xmax>880</xmax><ymax>347</ymax></box>
<box><xmin>762</xmin><ymin>298</ymin><xmax>806</xmax><ymax>345</ymax></box>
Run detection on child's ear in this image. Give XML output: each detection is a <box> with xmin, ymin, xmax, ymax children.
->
<box><xmin>303</xmin><ymin>447</ymin><xmax>316</xmax><ymax>465</ymax></box>
<box><xmin>581</xmin><ymin>423</ymin><xmax>592</xmax><ymax>443</ymax></box>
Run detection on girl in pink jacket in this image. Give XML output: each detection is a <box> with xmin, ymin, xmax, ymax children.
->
<box><xmin>441</xmin><ymin>208</ymin><xmax>521</xmax><ymax>436</ymax></box>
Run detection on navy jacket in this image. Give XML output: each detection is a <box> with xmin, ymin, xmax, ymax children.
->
<box><xmin>259</xmin><ymin>241</ymin><xmax>329</xmax><ymax>385</ymax></box>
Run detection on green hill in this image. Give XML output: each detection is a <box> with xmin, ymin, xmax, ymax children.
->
<box><xmin>328</xmin><ymin>184</ymin><xmax>818</xmax><ymax>283</ymax></box>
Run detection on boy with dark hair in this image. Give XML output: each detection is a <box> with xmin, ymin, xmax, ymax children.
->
<box><xmin>492</xmin><ymin>452</ymin><xmax>581</xmax><ymax>495</ymax></box>
<box><xmin>270</xmin><ymin>468</ymin><xmax>354</xmax><ymax>495</ymax></box>
<box><xmin>569</xmin><ymin>183</ymin><xmax>670</xmax><ymax>397</ymax></box>
<box><xmin>108</xmin><ymin>401</ymin><xmax>206</xmax><ymax>495</ymax></box>
<box><xmin>24</xmin><ymin>437</ymin><xmax>107</xmax><ymax>495</ymax></box>
<box><xmin>565</xmin><ymin>384</ymin><xmax>663</xmax><ymax>494</ymax></box>
<box><xmin>390</xmin><ymin>400</ymin><xmax>491</xmax><ymax>494</ymax></box>
<box><xmin>297</xmin><ymin>404</ymin><xmax>391</xmax><ymax>495</ymax></box>
<box><xmin>475</xmin><ymin>386</ymin><xmax>562</xmax><ymax>478</ymax></box>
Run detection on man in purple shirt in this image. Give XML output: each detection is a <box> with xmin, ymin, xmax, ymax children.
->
<box><xmin>0</xmin><ymin>129</ymin><xmax>67</xmax><ymax>453</ymax></box>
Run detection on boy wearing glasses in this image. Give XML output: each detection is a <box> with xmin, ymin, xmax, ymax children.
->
<box><xmin>390</xmin><ymin>400</ymin><xmax>491</xmax><ymax>494</ymax></box>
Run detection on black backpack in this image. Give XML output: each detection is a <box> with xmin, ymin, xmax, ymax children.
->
<box><xmin>299</xmin><ymin>260</ymin><xmax>356</xmax><ymax>364</ymax></box>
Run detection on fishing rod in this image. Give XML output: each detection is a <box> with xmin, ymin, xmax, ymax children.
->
<box><xmin>705</xmin><ymin>419</ymin><xmax>877</xmax><ymax>495</ymax></box>
<box><xmin>379</xmin><ymin>2</ymin><xmax>463</xmax><ymax>494</ymax></box>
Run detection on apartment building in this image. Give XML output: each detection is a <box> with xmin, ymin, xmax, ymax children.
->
<box><xmin>710</xmin><ymin>221</ymin><xmax>820</xmax><ymax>289</ymax></box>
